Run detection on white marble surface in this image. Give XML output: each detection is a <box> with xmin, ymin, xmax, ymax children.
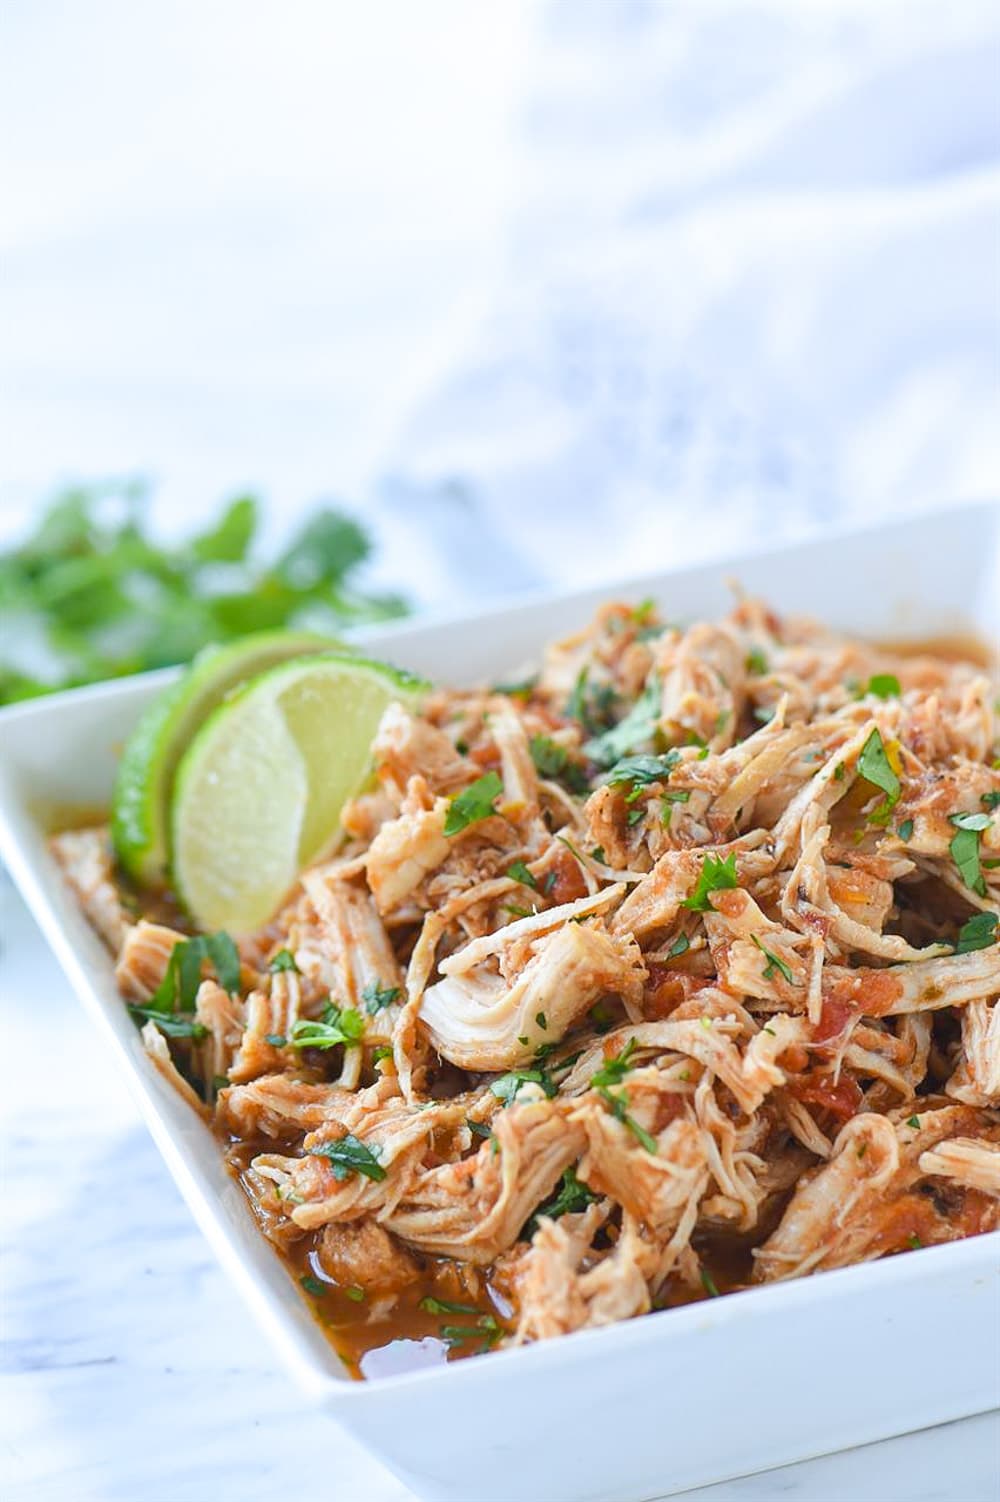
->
<box><xmin>3</xmin><ymin>878</ymin><xmax>998</xmax><ymax>1502</ymax></box>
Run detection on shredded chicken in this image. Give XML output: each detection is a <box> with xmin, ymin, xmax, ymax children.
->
<box><xmin>57</xmin><ymin>591</ymin><xmax>1000</xmax><ymax>1375</ymax></box>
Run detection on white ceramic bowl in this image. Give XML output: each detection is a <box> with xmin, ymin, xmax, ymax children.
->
<box><xmin>1</xmin><ymin>503</ymin><xmax>998</xmax><ymax>1502</ymax></box>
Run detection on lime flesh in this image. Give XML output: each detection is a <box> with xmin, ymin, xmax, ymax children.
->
<box><xmin>111</xmin><ymin>631</ymin><xmax>338</xmax><ymax>885</ymax></box>
<box><xmin>170</xmin><ymin>652</ymin><xmax>427</xmax><ymax>933</ymax></box>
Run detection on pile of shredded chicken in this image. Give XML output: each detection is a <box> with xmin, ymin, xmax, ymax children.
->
<box><xmin>55</xmin><ymin>596</ymin><xmax>1000</xmax><ymax>1369</ymax></box>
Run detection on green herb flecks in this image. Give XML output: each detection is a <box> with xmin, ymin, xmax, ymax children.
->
<box><xmin>299</xmin><ymin>1274</ymin><xmax>328</xmax><ymax>1297</ymax></box>
<box><xmin>0</xmin><ymin>486</ymin><xmax>406</xmax><ymax>704</ymax></box>
<box><xmin>583</xmin><ymin>677</ymin><xmax>661</xmax><ymax>769</ymax></box>
<box><xmin>865</xmin><ymin>674</ymin><xmax>901</xmax><ymax>700</ymax></box>
<box><xmin>361</xmin><ymin>979</ymin><xmax>401</xmax><ymax>1014</ymax></box>
<box><xmin>954</xmin><ymin>911</ymin><xmax>998</xmax><ymax>953</ymax></box>
<box><xmin>857</xmin><ymin>728</ymin><xmax>901</xmax><ymax>826</ymax></box>
<box><xmin>444</xmin><ymin>771</ymin><xmax>504</xmax><ymax>836</ymax></box>
<box><xmin>289</xmin><ymin>1000</ymin><xmax>365</xmax><ymax>1050</ymax></box>
<box><xmin>750</xmin><ymin>933</ymin><xmax>794</xmax><ymax>984</ymax></box>
<box><xmin>307</xmin><ymin>1132</ymin><xmax>386</xmax><ymax>1182</ymax></box>
<box><xmin>529</xmin><ymin>734</ymin><xmax>589</xmax><ymax>793</ymax></box>
<box><xmin>681</xmin><ymin>852</ymin><xmax>739</xmax><ymax>911</ymax></box>
<box><xmin>268</xmin><ymin>948</ymin><xmax>299</xmax><ymax>973</ymax></box>
<box><xmin>524</xmin><ymin>1167</ymin><xmax>598</xmax><ymax>1238</ymax></box>
<box><xmin>506</xmin><ymin>859</ymin><xmax>537</xmax><ymax>890</ymax></box>
<box><xmin>949</xmin><ymin>812</ymin><xmax>991</xmax><ymax>897</ymax></box>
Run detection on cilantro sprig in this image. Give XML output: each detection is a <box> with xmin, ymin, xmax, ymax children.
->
<box><xmin>857</xmin><ymin>728</ymin><xmax>901</xmax><ymax>825</ymax></box>
<box><xmin>751</xmin><ymin>933</ymin><xmax>794</xmax><ymax>984</ymax></box>
<box><xmin>0</xmin><ymin>485</ymin><xmax>406</xmax><ymax>704</ymax></box>
<box><xmin>361</xmin><ymin>979</ymin><xmax>401</xmax><ymax>1014</ymax></box>
<box><xmin>681</xmin><ymin>852</ymin><xmax>739</xmax><ymax>911</ymax></box>
<box><xmin>949</xmin><ymin>811</ymin><xmax>992</xmax><ymax>897</ymax></box>
<box><xmin>444</xmin><ymin>772</ymin><xmax>504</xmax><ymax>836</ymax></box>
<box><xmin>954</xmin><ymin>912</ymin><xmax>998</xmax><ymax>953</ymax></box>
<box><xmin>128</xmin><ymin>931</ymin><xmax>240</xmax><ymax>1038</ymax></box>
<box><xmin>307</xmin><ymin>1132</ymin><xmax>386</xmax><ymax>1182</ymax></box>
<box><xmin>289</xmin><ymin>1000</ymin><xmax>365</xmax><ymax>1049</ymax></box>
<box><xmin>524</xmin><ymin>1167</ymin><xmax>598</xmax><ymax>1238</ymax></box>
<box><xmin>583</xmin><ymin>677</ymin><xmax>661</xmax><ymax>768</ymax></box>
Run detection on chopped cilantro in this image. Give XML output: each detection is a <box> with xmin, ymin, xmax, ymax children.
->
<box><xmin>269</xmin><ymin>948</ymin><xmax>299</xmax><ymax>973</ymax></box>
<box><xmin>535</xmin><ymin>1011</ymin><xmax>548</xmax><ymax>1031</ymax></box>
<box><xmin>606</xmin><ymin>751</ymin><xmax>681</xmax><ymax>791</ymax></box>
<box><xmin>906</xmin><ymin>1114</ymin><xmax>921</xmax><ymax>1129</ymax></box>
<box><xmin>264</xmin><ymin>1032</ymin><xmax>286</xmax><ymax>1047</ymax></box>
<box><xmin>626</xmin><ymin>805</ymin><xmax>645</xmax><ymax>826</ymax></box>
<box><xmin>290</xmin><ymin>1001</ymin><xmax>365</xmax><ymax>1050</ymax></box>
<box><xmin>667</xmin><ymin>933</ymin><xmax>690</xmax><ymax>959</ymax></box>
<box><xmin>345</xmin><ymin>1286</ymin><xmax>366</xmax><ymax>1302</ymax></box>
<box><xmin>751</xmin><ymin>933</ymin><xmax>794</xmax><ymax>984</ymax></box>
<box><xmin>492</xmin><ymin>674</ymin><xmax>537</xmax><ymax>699</ymax></box>
<box><xmin>300</xmin><ymin>1275</ymin><xmax>327</xmax><ymax>1297</ymax></box>
<box><xmin>983</xmin><ymin>791</ymin><xmax>1000</xmax><ymax>811</ymax></box>
<box><xmin>949</xmin><ymin>814</ymin><xmax>989</xmax><ymax>896</ymax></box>
<box><xmin>507</xmin><ymin>859</ymin><xmax>537</xmax><ymax>890</ymax></box>
<box><xmin>857</xmin><ymin>728</ymin><xmax>901</xmax><ymax>825</ymax></box>
<box><xmin>529</xmin><ymin>734</ymin><xmax>588</xmax><ymax>793</ymax></box>
<box><xmin>700</xmin><ymin>1267</ymin><xmax>720</xmax><ymax>1298</ymax></box>
<box><xmin>681</xmin><ymin>852</ymin><xmax>739</xmax><ymax>911</ymax></box>
<box><xmin>745</xmin><ymin>648</ymin><xmax>769</xmax><ymax>676</ymax></box>
<box><xmin>955</xmin><ymin>911</ymin><xmax>998</xmax><ymax>953</ymax></box>
<box><xmin>524</xmin><ymin>1167</ymin><xmax>598</xmax><ymax>1237</ymax></box>
<box><xmin>444</xmin><ymin>771</ymin><xmax>503</xmax><ymax>836</ymax></box>
<box><xmin>372</xmin><ymin>1044</ymin><xmax>394</xmax><ymax>1064</ymax></box>
<box><xmin>897</xmin><ymin>819</ymin><xmax>914</xmax><ymax>842</ymax></box>
<box><xmin>490</xmin><ymin>1068</ymin><xmax>557</xmax><ymax>1104</ymax></box>
<box><xmin>597</xmin><ymin>1085</ymin><xmax>658</xmax><ymax>1153</ymax></box>
<box><xmin>583</xmin><ymin>677</ymin><xmax>661</xmax><ymax>768</ymax></box>
<box><xmin>591</xmin><ymin>1038</ymin><xmax>638</xmax><ymax>1089</ymax></box>
<box><xmin>361</xmin><ymin>978</ymin><xmax>401</xmax><ymax>1014</ymax></box>
<box><xmin>907</xmin><ymin>1234</ymin><xmax>922</xmax><ymax>1251</ymax></box>
<box><xmin>127</xmin><ymin>1005</ymin><xmax>208</xmax><ymax>1040</ymax></box>
<box><xmin>661</xmin><ymin>788</ymin><xmax>691</xmax><ymax>825</ymax></box>
<box><xmin>440</xmin><ymin>1315</ymin><xmax>501</xmax><ymax>1352</ymax></box>
<box><xmin>865</xmin><ymin>673</ymin><xmax>901</xmax><ymax>700</ymax></box>
<box><xmin>833</xmin><ymin>761</ymin><xmax>846</xmax><ymax>781</ymax></box>
<box><xmin>307</xmin><ymin>1132</ymin><xmax>386</xmax><ymax>1182</ymax></box>
<box><xmin>504</xmin><ymin>904</ymin><xmax>533</xmax><ymax>918</ymax></box>
<box><xmin>145</xmin><ymin>931</ymin><xmax>241</xmax><ymax>1016</ymax></box>
<box><xmin>589</xmin><ymin>846</ymin><xmax>606</xmax><ymax>866</ymax></box>
<box><xmin>467</xmin><ymin>1119</ymin><xmax>494</xmax><ymax>1140</ymax></box>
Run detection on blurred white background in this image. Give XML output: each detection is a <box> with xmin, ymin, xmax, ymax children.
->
<box><xmin>2</xmin><ymin>0</ymin><xmax>998</xmax><ymax>610</ymax></box>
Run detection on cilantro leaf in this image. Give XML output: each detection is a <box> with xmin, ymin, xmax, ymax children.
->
<box><xmin>751</xmin><ymin>933</ymin><xmax>794</xmax><ymax>984</ymax></box>
<box><xmin>983</xmin><ymin>791</ymin><xmax>1000</xmax><ymax>811</ymax></box>
<box><xmin>865</xmin><ymin>673</ymin><xmax>901</xmax><ymax>700</ymax></box>
<box><xmin>949</xmin><ymin>814</ymin><xmax>990</xmax><ymax>897</ymax></box>
<box><xmin>745</xmin><ymin>648</ymin><xmax>769</xmax><ymax>676</ymax></box>
<box><xmin>269</xmin><ymin>948</ymin><xmax>299</xmax><ymax>973</ymax></box>
<box><xmin>954</xmin><ymin>912</ymin><xmax>998</xmax><ymax>953</ymax></box>
<box><xmin>857</xmin><ymin>728</ymin><xmax>901</xmax><ymax>824</ymax></box>
<box><xmin>591</xmin><ymin>1038</ymin><xmax>638</xmax><ymax>1089</ymax></box>
<box><xmin>307</xmin><ymin>1132</ymin><xmax>386</xmax><ymax>1182</ymax></box>
<box><xmin>605</xmin><ymin>751</ymin><xmax>681</xmax><ymax>790</ymax></box>
<box><xmin>127</xmin><ymin>1005</ymin><xmax>208</xmax><ymax>1040</ymax></box>
<box><xmin>524</xmin><ymin>1167</ymin><xmax>598</xmax><ymax>1238</ymax></box>
<box><xmin>506</xmin><ymin>859</ymin><xmax>537</xmax><ymax>890</ymax></box>
<box><xmin>529</xmin><ymin>734</ymin><xmax>588</xmax><ymax>793</ymax></box>
<box><xmin>289</xmin><ymin>1001</ymin><xmax>365</xmax><ymax>1049</ymax></box>
<box><xmin>444</xmin><ymin>771</ymin><xmax>503</xmax><ymax>836</ymax></box>
<box><xmin>146</xmin><ymin>932</ymin><xmax>241</xmax><ymax>1015</ymax></box>
<box><xmin>490</xmin><ymin>1068</ymin><xmax>557</xmax><ymax>1103</ymax></box>
<box><xmin>667</xmin><ymin>933</ymin><xmax>690</xmax><ymax>959</ymax></box>
<box><xmin>361</xmin><ymin>979</ymin><xmax>401</xmax><ymax>1014</ymax></box>
<box><xmin>583</xmin><ymin>677</ymin><xmax>661</xmax><ymax>768</ymax></box>
<box><xmin>681</xmin><ymin>852</ymin><xmax>739</xmax><ymax>911</ymax></box>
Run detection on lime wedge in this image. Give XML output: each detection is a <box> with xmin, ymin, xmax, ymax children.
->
<box><xmin>170</xmin><ymin>653</ymin><xmax>428</xmax><ymax>933</ymax></box>
<box><xmin>112</xmin><ymin>631</ymin><xmax>339</xmax><ymax>885</ymax></box>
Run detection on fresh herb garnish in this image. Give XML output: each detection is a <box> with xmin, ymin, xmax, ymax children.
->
<box><xmin>300</xmin><ymin>1274</ymin><xmax>327</xmax><ymax>1297</ymax></box>
<box><xmin>307</xmin><ymin>1132</ymin><xmax>386</xmax><ymax>1182</ymax></box>
<box><xmin>906</xmin><ymin>1114</ymin><xmax>921</xmax><ymax>1129</ymax></box>
<box><xmin>857</xmin><ymin>728</ymin><xmax>901</xmax><ymax>825</ymax></box>
<box><xmin>444</xmin><ymin>771</ymin><xmax>504</xmax><ymax>836</ymax></box>
<box><xmin>289</xmin><ymin>1000</ymin><xmax>365</xmax><ymax>1050</ymax></box>
<box><xmin>597</xmin><ymin>1085</ymin><xmax>658</xmax><ymax>1153</ymax></box>
<box><xmin>146</xmin><ymin>931</ymin><xmax>241</xmax><ymax>1015</ymax></box>
<box><xmin>949</xmin><ymin>812</ymin><xmax>991</xmax><ymax>896</ymax></box>
<box><xmin>490</xmin><ymin>1068</ymin><xmax>558</xmax><ymax>1104</ymax></box>
<box><xmin>751</xmin><ymin>933</ymin><xmax>794</xmax><ymax>984</ymax></box>
<box><xmin>605</xmin><ymin>751</ymin><xmax>681</xmax><ymax>791</ymax></box>
<box><xmin>667</xmin><ymin>933</ymin><xmax>690</xmax><ymax>959</ymax></box>
<box><xmin>506</xmin><ymin>859</ymin><xmax>537</xmax><ymax>891</ymax></box>
<box><xmin>907</xmin><ymin>1233</ymin><xmax>922</xmax><ymax>1251</ymax></box>
<box><xmin>681</xmin><ymin>852</ymin><xmax>739</xmax><ymax>911</ymax></box>
<box><xmin>865</xmin><ymin>673</ymin><xmax>901</xmax><ymax>700</ymax></box>
<box><xmin>264</xmin><ymin>950</ymin><xmax>296</xmax><ymax>977</ymax></box>
<box><xmin>467</xmin><ymin>1119</ymin><xmax>494</xmax><ymax>1140</ymax></box>
<box><xmin>361</xmin><ymin>979</ymin><xmax>401</xmax><ymax>1014</ymax></box>
<box><xmin>700</xmin><ymin>1267</ymin><xmax>720</xmax><ymax>1298</ymax></box>
<box><xmin>589</xmin><ymin>846</ymin><xmax>606</xmax><ymax>866</ymax></box>
<box><xmin>504</xmin><ymin>904</ymin><xmax>533</xmax><ymax>918</ymax></box>
<box><xmin>954</xmin><ymin>911</ymin><xmax>999</xmax><ymax>953</ymax></box>
<box><xmin>264</xmin><ymin>1032</ymin><xmax>286</xmax><ymax>1047</ymax></box>
<box><xmin>661</xmin><ymin>788</ymin><xmax>691</xmax><ymax>825</ymax></box>
<box><xmin>583</xmin><ymin>677</ymin><xmax>661</xmax><ymax>768</ymax></box>
<box><xmin>344</xmin><ymin>1286</ymin><xmax>366</xmax><ymax>1302</ymax></box>
<box><xmin>745</xmin><ymin>648</ymin><xmax>769</xmax><ymax>676</ymax></box>
<box><xmin>0</xmin><ymin>486</ymin><xmax>406</xmax><ymax>704</ymax></box>
<box><xmin>983</xmin><ymin>791</ymin><xmax>1000</xmax><ymax>811</ymax></box>
<box><xmin>126</xmin><ymin>1005</ymin><xmax>208</xmax><ymax>1040</ymax></box>
<box><xmin>492</xmin><ymin>674</ymin><xmax>538</xmax><ymax>699</ymax></box>
<box><xmin>529</xmin><ymin>734</ymin><xmax>588</xmax><ymax>793</ymax></box>
<box><xmin>440</xmin><ymin>1315</ymin><xmax>501</xmax><ymax>1352</ymax></box>
<box><xmin>591</xmin><ymin>1038</ymin><xmax>638</xmax><ymax>1089</ymax></box>
<box><xmin>524</xmin><ymin>1167</ymin><xmax>598</xmax><ymax>1237</ymax></box>
<box><xmin>897</xmin><ymin>819</ymin><xmax>914</xmax><ymax>842</ymax></box>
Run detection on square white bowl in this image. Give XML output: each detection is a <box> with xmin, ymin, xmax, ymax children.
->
<box><xmin>1</xmin><ymin>503</ymin><xmax>998</xmax><ymax>1502</ymax></box>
